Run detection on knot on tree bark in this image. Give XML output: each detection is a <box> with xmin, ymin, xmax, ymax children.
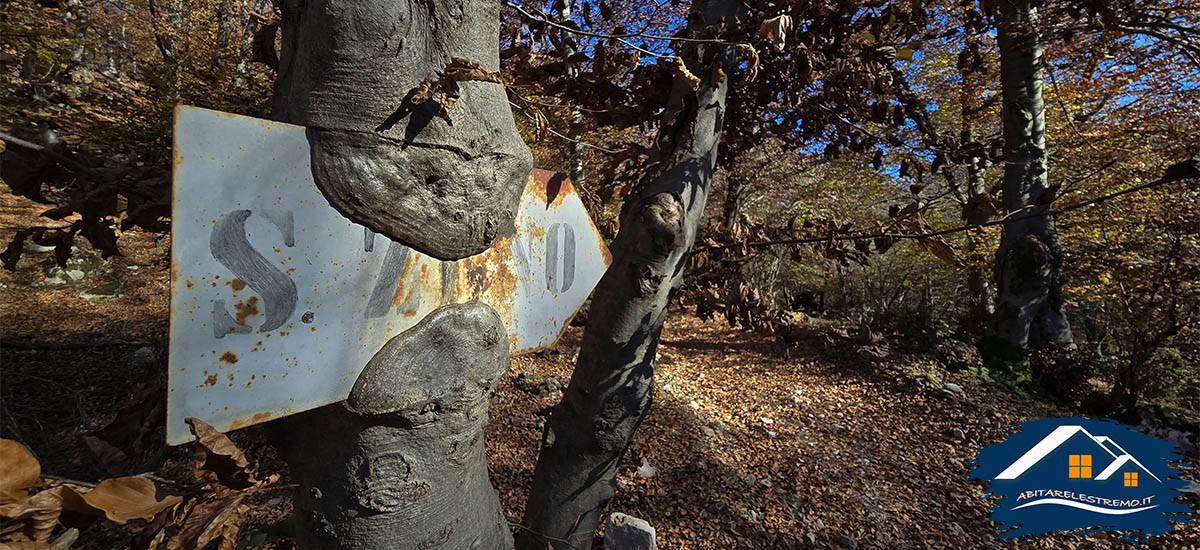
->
<box><xmin>275</xmin><ymin>302</ymin><xmax>514</xmax><ymax>550</ymax></box>
<box><xmin>348</xmin><ymin>301</ymin><xmax>509</xmax><ymax>419</ymax></box>
<box><xmin>308</xmin><ymin>128</ymin><xmax>530</xmax><ymax>261</ymax></box>
<box><xmin>273</xmin><ymin>0</ymin><xmax>532</xmax><ymax>260</ymax></box>
<box><xmin>636</xmin><ymin>192</ymin><xmax>685</xmax><ymax>257</ymax></box>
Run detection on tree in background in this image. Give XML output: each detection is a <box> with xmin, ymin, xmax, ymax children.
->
<box><xmin>983</xmin><ymin>0</ymin><xmax>1075</xmax><ymax>368</ymax></box>
<box><xmin>505</xmin><ymin>0</ymin><xmax>939</xmax><ymax>545</ymax></box>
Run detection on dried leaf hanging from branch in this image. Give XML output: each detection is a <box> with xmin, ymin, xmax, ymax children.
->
<box><xmin>759</xmin><ymin>15</ymin><xmax>793</xmax><ymax>52</ymax></box>
<box><xmin>741</xmin><ymin>45</ymin><xmax>760</xmax><ymax>82</ymax></box>
<box><xmin>406</xmin><ymin>57</ymin><xmax>502</xmax><ymax>119</ymax></box>
<box><xmin>441</xmin><ymin>57</ymin><xmax>502</xmax><ymax>84</ymax></box>
<box><xmin>673</xmin><ymin>58</ymin><xmax>701</xmax><ymax>91</ymax></box>
<box><xmin>918</xmin><ymin>237</ymin><xmax>963</xmax><ymax>268</ymax></box>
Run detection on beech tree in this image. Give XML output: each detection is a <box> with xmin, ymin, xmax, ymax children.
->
<box><xmin>266</xmin><ymin>0</ymin><xmax>532</xmax><ymax>548</ymax></box>
<box><xmin>982</xmin><ymin>0</ymin><xmax>1075</xmax><ymax>366</ymax></box>
<box><xmin>979</xmin><ymin>0</ymin><xmax>1200</xmax><ymax>371</ymax></box>
<box><xmin>504</xmin><ymin>0</ymin><xmax>936</xmax><ymax>546</ymax></box>
<box><xmin>515</xmin><ymin>0</ymin><xmax>744</xmax><ymax>545</ymax></box>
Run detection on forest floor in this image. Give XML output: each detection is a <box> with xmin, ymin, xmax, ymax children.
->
<box><xmin>2</xmin><ymin>184</ymin><xmax>1199</xmax><ymax>550</ymax></box>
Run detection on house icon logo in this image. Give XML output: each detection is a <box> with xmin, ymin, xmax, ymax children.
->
<box><xmin>971</xmin><ymin>417</ymin><xmax>1193</xmax><ymax>543</ymax></box>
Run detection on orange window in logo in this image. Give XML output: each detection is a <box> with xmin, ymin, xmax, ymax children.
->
<box><xmin>1124</xmin><ymin>472</ymin><xmax>1138</xmax><ymax>487</ymax></box>
<box><xmin>1069</xmin><ymin>455</ymin><xmax>1092</xmax><ymax>478</ymax></box>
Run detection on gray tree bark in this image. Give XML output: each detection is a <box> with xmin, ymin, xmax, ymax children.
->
<box><xmin>272</xmin><ymin>303</ymin><xmax>513</xmax><ymax>550</ymax></box>
<box><xmin>272</xmin><ymin>0</ymin><xmax>532</xmax><ymax>260</ymax></box>
<box><xmin>64</xmin><ymin>0</ymin><xmax>89</xmax><ymax>66</ymax></box>
<box><xmin>959</xmin><ymin>118</ymin><xmax>992</xmax><ymax>333</ymax></box>
<box><xmin>721</xmin><ymin>173</ymin><xmax>745</xmax><ymax>233</ymax></box>
<box><xmin>515</xmin><ymin>1</ymin><xmax>742</xmax><ymax>547</ymax></box>
<box><xmin>268</xmin><ymin>1</ymin><xmax>532</xmax><ymax>548</ymax></box>
<box><xmin>549</xmin><ymin>2</ymin><xmax>587</xmax><ymax>187</ymax></box>
<box><xmin>985</xmin><ymin>0</ymin><xmax>1073</xmax><ymax>366</ymax></box>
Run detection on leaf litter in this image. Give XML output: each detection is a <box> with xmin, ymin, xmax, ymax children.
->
<box><xmin>1</xmin><ymin>228</ymin><xmax>1196</xmax><ymax>549</ymax></box>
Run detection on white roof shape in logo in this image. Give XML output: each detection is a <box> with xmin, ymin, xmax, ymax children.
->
<box><xmin>168</xmin><ymin>106</ymin><xmax>610</xmax><ymax>445</ymax></box>
<box><xmin>1094</xmin><ymin>454</ymin><xmax>1161</xmax><ymax>482</ymax></box>
<box><xmin>994</xmin><ymin>425</ymin><xmax>1160</xmax><ymax>482</ymax></box>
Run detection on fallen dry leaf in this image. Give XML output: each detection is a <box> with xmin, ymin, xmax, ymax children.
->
<box><xmin>0</xmin><ymin>487</ymin><xmax>77</xmax><ymax>543</ymax></box>
<box><xmin>0</xmin><ymin>440</ymin><xmax>40</xmax><ymax>504</ymax></box>
<box><xmin>0</xmin><ymin>541</ymin><xmax>52</xmax><ymax>550</ymax></box>
<box><xmin>79</xmin><ymin>477</ymin><xmax>181</xmax><ymax>524</ymax></box>
<box><xmin>80</xmin><ymin>437</ymin><xmax>129</xmax><ymax>477</ymax></box>
<box><xmin>184</xmin><ymin>418</ymin><xmax>257</xmax><ymax>490</ymax></box>
<box><xmin>163</xmin><ymin>494</ymin><xmax>247</xmax><ymax>550</ymax></box>
<box><xmin>82</xmin><ymin>379</ymin><xmax>166</xmax><ymax>476</ymax></box>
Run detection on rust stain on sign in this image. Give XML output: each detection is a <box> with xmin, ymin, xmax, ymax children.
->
<box><xmin>168</xmin><ymin>106</ymin><xmax>610</xmax><ymax>445</ymax></box>
<box><xmin>233</xmin><ymin>296</ymin><xmax>259</xmax><ymax>325</ymax></box>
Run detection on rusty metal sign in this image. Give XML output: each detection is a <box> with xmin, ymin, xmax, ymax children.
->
<box><xmin>168</xmin><ymin>106</ymin><xmax>609</xmax><ymax>444</ymax></box>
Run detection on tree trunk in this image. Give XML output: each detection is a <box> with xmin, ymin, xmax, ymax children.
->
<box><xmin>959</xmin><ymin>114</ymin><xmax>992</xmax><ymax>334</ymax></box>
<box><xmin>272</xmin><ymin>0</ymin><xmax>532</xmax><ymax>260</ymax></box>
<box><xmin>268</xmin><ymin>1</ymin><xmax>531</xmax><ymax>548</ymax></box>
<box><xmin>272</xmin><ymin>303</ymin><xmax>513</xmax><ymax>550</ymax></box>
<box><xmin>985</xmin><ymin>0</ymin><xmax>1073</xmax><ymax>367</ymax></box>
<box><xmin>550</xmin><ymin>2</ymin><xmax>587</xmax><ymax>187</ymax></box>
<box><xmin>721</xmin><ymin>173</ymin><xmax>745</xmax><ymax>233</ymax></box>
<box><xmin>515</xmin><ymin>1</ymin><xmax>742</xmax><ymax>547</ymax></box>
<box><xmin>64</xmin><ymin>0</ymin><xmax>89</xmax><ymax>66</ymax></box>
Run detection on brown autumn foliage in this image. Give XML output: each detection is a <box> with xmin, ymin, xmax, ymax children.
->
<box><xmin>0</xmin><ymin>419</ymin><xmax>283</xmax><ymax>550</ymax></box>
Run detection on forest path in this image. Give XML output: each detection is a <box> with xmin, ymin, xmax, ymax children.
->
<box><xmin>1</xmin><ymin>226</ymin><xmax>1196</xmax><ymax>549</ymax></box>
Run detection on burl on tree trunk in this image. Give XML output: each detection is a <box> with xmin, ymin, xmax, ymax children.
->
<box><xmin>273</xmin><ymin>303</ymin><xmax>513</xmax><ymax>550</ymax></box>
<box><xmin>272</xmin><ymin>0</ymin><xmax>532</xmax><ymax>260</ymax></box>
<box><xmin>985</xmin><ymin>0</ymin><xmax>1073</xmax><ymax>367</ymax></box>
<box><xmin>268</xmin><ymin>1</ymin><xmax>531</xmax><ymax>548</ymax></box>
<box><xmin>516</xmin><ymin>0</ymin><xmax>743</xmax><ymax>547</ymax></box>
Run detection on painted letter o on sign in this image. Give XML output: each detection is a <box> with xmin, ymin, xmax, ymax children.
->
<box><xmin>546</xmin><ymin>222</ymin><xmax>575</xmax><ymax>294</ymax></box>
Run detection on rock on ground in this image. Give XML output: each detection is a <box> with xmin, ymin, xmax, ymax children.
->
<box><xmin>604</xmin><ymin>512</ymin><xmax>657</xmax><ymax>550</ymax></box>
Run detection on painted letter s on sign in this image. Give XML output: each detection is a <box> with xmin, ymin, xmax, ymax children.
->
<box><xmin>209</xmin><ymin>209</ymin><xmax>298</xmax><ymax>336</ymax></box>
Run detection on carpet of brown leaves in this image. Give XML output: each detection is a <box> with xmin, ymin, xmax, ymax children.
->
<box><xmin>1</xmin><ymin>226</ymin><xmax>1197</xmax><ymax>549</ymax></box>
<box><xmin>489</xmin><ymin>316</ymin><xmax>1199</xmax><ymax>550</ymax></box>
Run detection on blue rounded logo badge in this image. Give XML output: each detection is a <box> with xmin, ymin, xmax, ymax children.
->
<box><xmin>970</xmin><ymin>417</ymin><xmax>1194</xmax><ymax>544</ymax></box>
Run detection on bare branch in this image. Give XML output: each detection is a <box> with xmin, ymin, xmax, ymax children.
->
<box><xmin>702</xmin><ymin>159</ymin><xmax>1200</xmax><ymax>252</ymax></box>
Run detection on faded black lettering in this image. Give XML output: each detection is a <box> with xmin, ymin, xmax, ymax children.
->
<box><xmin>212</xmin><ymin>299</ymin><xmax>252</xmax><ymax>339</ymax></box>
<box><xmin>511</xmin><ymin>237</ymin><xmax>539</xmax><ymax>297</ymax></box>
<box><xmin>262</xmin><ymin>210</ymin><xmax>296</xmax><ymax>247</ymax></box>
<box><xmin>210</xmin><ymin>209</ymin><xmax>298</xmax><ymax>334</ymax></box>
<box><xmin>365</xmin><ymin>240</ymin><xmax>410</xmax><ymax>319</ymax></box>
<box><xmin>546</xmin><ymin>223</ymin><xmax>576</xmax><ymax>293</ymax></box>
<box><xmin>440</xmin><ymin>261</ymin><xmax>456</xmax><ymax>305</ymax></box>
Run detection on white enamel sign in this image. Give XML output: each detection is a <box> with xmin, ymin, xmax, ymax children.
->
<box><xmin>168</xmin><ymin>106</ymin><xmax>609</xmax><ymax>444</ymax></box>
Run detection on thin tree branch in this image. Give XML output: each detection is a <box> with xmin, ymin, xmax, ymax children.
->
<box><xmin>702</xmin><ymin>161</ymin><xmax>1199</xmax><ymax>252</ymax></box>
<box><xmin>507</xmin><ymin>101</ymin><xmax>628</xmax><ymax>153</ymax></box>
<box><xmin>502</xmin><ymin>0</ymin><xmax>748</xmax><ymax>55</ymax></box>
<box><xmin>0</xmin><ymin>130</ymin><xmax>157</xmax><ymax>201</ymax></box>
